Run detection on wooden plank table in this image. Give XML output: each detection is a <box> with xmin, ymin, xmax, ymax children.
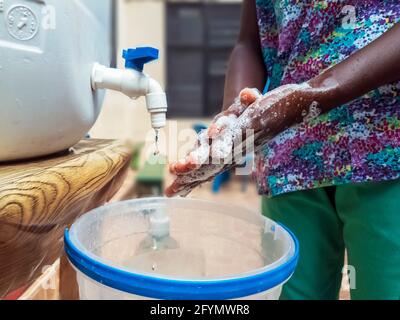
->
<box><xmin>0</xmin><ymin>139</ymin><xmax>132</xmax><ymax>299</ymax></box>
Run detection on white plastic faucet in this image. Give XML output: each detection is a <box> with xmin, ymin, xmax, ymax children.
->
<box><xmin>91</xmin><ymin>47</ymin><xmax>167</xmax><ymax>129</ymax></box>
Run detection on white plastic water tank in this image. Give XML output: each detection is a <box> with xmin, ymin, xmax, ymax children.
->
<box><xmin>0</xmin><ymin>0</ymin><xmax>113</xmax><ymax>161</ymax></box>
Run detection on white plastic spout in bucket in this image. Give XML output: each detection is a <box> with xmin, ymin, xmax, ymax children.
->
<box><xmin>64</xmin><ymin>198</ymin><xmax>299</xmax><ymax>300</ymax></box>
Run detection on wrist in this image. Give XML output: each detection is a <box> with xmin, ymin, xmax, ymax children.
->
<box><xmin>258</xmin><ymin>82</ymin><xmax>332</xmax><ymax>135</ymax></box>
<box><xmin>307</xmin><ymin>71</ymin><xmax>342</xmax><ymax>111</ymax></box>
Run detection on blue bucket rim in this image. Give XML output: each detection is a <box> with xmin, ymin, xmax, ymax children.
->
<box><xmin>64</xmin><ymin>202</ymin><xmax>299</xmax><ymax>300</ymax></box>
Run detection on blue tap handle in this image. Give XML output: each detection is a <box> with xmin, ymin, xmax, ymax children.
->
<box><xmin>122</xmin><ymin>47</ymin><xmax>159</xmax><ymax>72</ymax></box>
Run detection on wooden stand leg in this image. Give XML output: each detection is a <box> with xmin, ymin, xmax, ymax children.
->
<box><xmin>59</xmin><ymin>252</ymin><xmax>79</xmax><ymax>300</ymax></box>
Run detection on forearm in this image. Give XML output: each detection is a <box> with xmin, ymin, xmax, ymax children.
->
<box><xmin>223</xmin><ymin>42</ymin><xmax>266</xmax><ymax>109</ymax></box>
<box><xmin>310</xmin><ymin>22</ymin><xmax>400</xmax><ymax>111</ymax></box>
<box><xmin>258</xmin><ymin>23</ymin><xmax>400</xmax><ymax>136</ymax></box>
<box><xmin>223</xmin><ymin>0</ymin><xmax>266</xmax><ymax>109</ymax></box>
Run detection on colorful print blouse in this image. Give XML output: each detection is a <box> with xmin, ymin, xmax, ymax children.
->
<box><xmin>255</xmin><ymin>0</ymin><xmax>400</xmax><ymax>197</ymax></box>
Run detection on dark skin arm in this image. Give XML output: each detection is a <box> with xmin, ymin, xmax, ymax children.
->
<box><xmin>222</xmin><ymin>0</ymin><xmax>266</xmax><ymax>110</ymax></box>
<box><xmin>311</xmin><ymin>21</ymin><xmax>400</xmax><ymax>109</ymax></box>
<box><xmin>166</xmin><ymin>2</ymin><xmax>400</xmax><ymax>197</ymax></box>
<box><xmin>223</xmin><ymin>0</ymin><xmax>400</xmax><ymax>133</ymax></box>
<box><xmin>249</xmin><ymin>21</ymin><xmax>400</xmax><ymax>136</ymax></box>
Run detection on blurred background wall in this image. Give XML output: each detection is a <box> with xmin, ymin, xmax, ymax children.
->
<box><xmin>90</xmin><ymin>0</ymin><xmax>242</xmax><ymax>149</ymax></box>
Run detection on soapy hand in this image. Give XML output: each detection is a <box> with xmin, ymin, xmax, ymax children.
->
<box><xmin>169</xmin><ymin>88</ymin><xmax>261</xmax><ymax>175</ymax></box>
<box><xmin>165</xmin><ymin>83</ymin><xmax>319</xmax><ymax>197</ymax></box>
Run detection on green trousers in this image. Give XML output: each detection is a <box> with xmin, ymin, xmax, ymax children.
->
<box><xmin>262</xmin><ymin>179</ymin><xmax>400</xmax><ymax>300</ymax></box>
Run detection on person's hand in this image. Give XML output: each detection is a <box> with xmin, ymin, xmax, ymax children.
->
<box><xmin>165</xmin><ymin>83</ymin><xmax>319</xmax><ymax>197</ymax></box>
<box><xmin>165</xmin><ymin>88</ymin><xmax>261</xmax><ymax>197</ymax></box>
<box><xmin>169</xmin><ymin>88</ymin><xmax>261</xmax><ymax>176</ymax></box>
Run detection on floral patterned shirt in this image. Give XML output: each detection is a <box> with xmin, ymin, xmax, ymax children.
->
<box><xmin>255</xmin><ymin>0</ymin><xmax>400</xmax><ymax>197</ymax></box>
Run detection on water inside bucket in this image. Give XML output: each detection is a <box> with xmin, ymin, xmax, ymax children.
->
<box><xmin>73</xmin><ymin>198</ymin><xmax>290</xmax><ymax>280</ymax></box>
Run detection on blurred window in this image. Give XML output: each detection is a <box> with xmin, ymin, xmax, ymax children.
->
<box><xmin>166</xmin><ymin>1</ymin><xmax>241</xmax><ymax>118</ymax></box>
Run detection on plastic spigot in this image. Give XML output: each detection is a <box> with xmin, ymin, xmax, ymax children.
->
<box><xmin>122</xmin><ymin>47</ymin><xmax>159</xmax><ymax>72</ymax></box>
<box><xmin>91</xmin><ymin>46</ymin><xmax>167</xmax><ymax>129</ymax></box>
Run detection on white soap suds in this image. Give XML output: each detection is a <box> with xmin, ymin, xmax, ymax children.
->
<box><xmin>303</xmin><ymin>102</ymin><xmax>321</xmax><ymax>122</ymax></box>
<box><xmin>211</xmin><ymin>114</ymin><xmax>242</xmax><ymax>160</ymax></box>
<box><xmin>189</xmin><ymin>130</ymin><xmax>210</xmax><ymax>166</ymax></box>
<box><xmin>169</xmin><ymin>83</ymin><xmax>327</xmax><ymax>197</ymax></box>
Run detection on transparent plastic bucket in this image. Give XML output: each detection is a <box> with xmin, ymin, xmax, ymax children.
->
<box><xmin>64</xmin><ymin>198</ymin><xmax>299</xmax><ymax>300</ymax></box>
